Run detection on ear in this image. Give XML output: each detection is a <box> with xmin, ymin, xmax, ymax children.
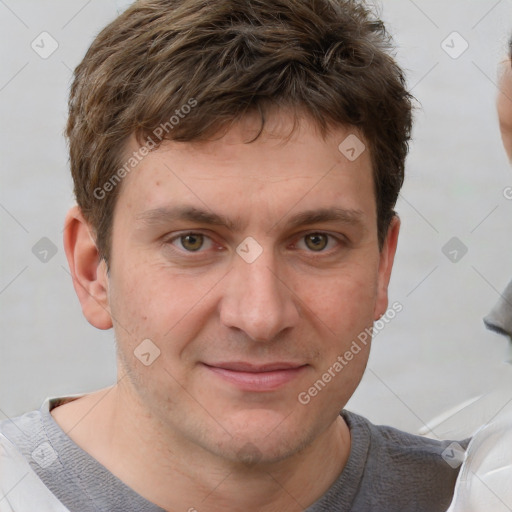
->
<box><xmin>374</xmin><ymin>215</ymin><xmax>400</xmax><ymax>321</ymax></box>
<box><xmin>63</xmin><ymin>205</ymin><xmax>113</xmax><ymax>330</ymax></box>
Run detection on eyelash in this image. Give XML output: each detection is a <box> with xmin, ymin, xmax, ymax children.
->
<box><xmin>165</xmin><ymin>231</ymin><xmax>345</xmax><ymax>257</ymax></box>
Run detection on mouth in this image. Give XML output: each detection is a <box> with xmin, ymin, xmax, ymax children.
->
<box><xmin>202</xmin><ymin>361</ymin><xmax>308</xmax><ymax>392</ymax></box>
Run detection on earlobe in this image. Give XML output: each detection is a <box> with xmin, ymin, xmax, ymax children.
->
<box><xmin>63</xmin><ymin>206</ymin><xmax>113</xmax><ymax>330</ymax></box>
<box><xmin>374</xmin><ymin>216</ymin><xmax>400</xmax><ymax>321</ymax></box>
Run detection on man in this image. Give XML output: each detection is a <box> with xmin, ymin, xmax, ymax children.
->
<box><xmin>0</xmin><ymin>0</ymin><xmax>466</xmax><ymax>510</ymax></box>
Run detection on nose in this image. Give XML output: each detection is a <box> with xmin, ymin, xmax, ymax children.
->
<box><xmin>219</xmin><ymin>248</ymin><xmax>301</xmax><ymax>342</ymax></box>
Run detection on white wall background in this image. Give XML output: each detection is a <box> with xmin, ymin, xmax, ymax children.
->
<box><xmin>2</xmin><ymin>0</ymin><xmax>512</xmax><ymax>438</ymax></box>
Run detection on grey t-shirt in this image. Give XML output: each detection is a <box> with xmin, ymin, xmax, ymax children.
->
<box><xmin>0</xmin><ymin>397</ymin><xmax>466</xmax><ymax>512</ymax></box>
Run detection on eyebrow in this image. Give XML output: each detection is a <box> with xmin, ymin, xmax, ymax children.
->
<box><xmin>135</xmin><ymin>205</ymin><xmax>366</xmax><ymax>233</ymax></box>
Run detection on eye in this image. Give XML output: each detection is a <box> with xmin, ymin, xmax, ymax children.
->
<box><xmin>170</xmin><ymin>233</ymin><xmax>213</xmax><ymax>252</ymax></box>
<box><xmin>296</xmin><ymin>232</ymin><xmax>339</xmax><ymax>252</ymax></box>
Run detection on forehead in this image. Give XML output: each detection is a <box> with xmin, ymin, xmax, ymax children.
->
<box><xmin>114</xmin><ymin>113</ymin><xmax>376</xmax><ymax>229</ymax></box>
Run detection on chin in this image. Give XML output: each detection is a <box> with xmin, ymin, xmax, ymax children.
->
<box><xmin>205</xmin><ymin>409</ymin><xmax>318</xmax><ymax>466</ymax></box>
<box><xmin>215</xmin><ymin>434</ymin><xmax>310</xmax><ymax>467</ymax></box>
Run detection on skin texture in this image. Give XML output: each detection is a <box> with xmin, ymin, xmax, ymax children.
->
<box><xmin>498</xmin><ymin>57</ymin><xmax>512</xmax><ymax>161</ymax></box>
<box><xmin>55</xmin><ymin>112</ymin><xmax>399</xmax><ymax>511</ymax></box>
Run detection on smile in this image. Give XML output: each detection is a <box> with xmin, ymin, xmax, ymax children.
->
<box><xmin>202</xmin><ymin>362</ymin><xmax>308</xmax><ymax>392</ymax></box>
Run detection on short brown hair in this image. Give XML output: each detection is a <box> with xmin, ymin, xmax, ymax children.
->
<box><xmin>66</xmin><ymin>0</ymin><xmax>412</xmax><ymax>263</ymax></box>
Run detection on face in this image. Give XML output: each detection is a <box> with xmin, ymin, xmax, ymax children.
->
<box><xmin>103</xmin><ymin>112</ymin><xmax>397</xmax><ymax>464</ymax></box>
<box><xmin>498</xmin><ymin>57</ymin><xmax>512</xmax><ymax>161</ymax></box>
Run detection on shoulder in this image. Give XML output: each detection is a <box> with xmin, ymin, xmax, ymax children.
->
<box><xmin>0</xmin><ymin>408</ymin><xmax>47</xmax><ymax>454</ymax></box>
<box><xmin>0</xmin><ymin>410</ymin><xmax>71</xmax><ymax>512</ymax></box>
<box><xmin>349</xmin><ymin>410</ymin><xmax>466</xmax><ymax>454</ymax></box>
<box><xmin>0</xmin><ymin>395</ymin><xmax>85</xmax><ymax>453</ymax></box>
<box><xmin>343</xmin><ymin>410</ymin><xmax>469</xmax><ymax>512</ymax></box>
<box><xmin>0</xmin><ymin>407</ymin><xmax>52</xmax><ymax>478</ymax></box>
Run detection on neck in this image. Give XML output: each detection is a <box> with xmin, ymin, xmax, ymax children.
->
<box><xmin>51</xmin><ymin>384</ymin><xmax>351</xmax><ymax>512</ymax></box>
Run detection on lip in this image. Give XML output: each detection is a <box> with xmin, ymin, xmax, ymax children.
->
<box><xmin>203</xmin><ymin>362</ymin><xmax>308</xmax><ymax>391</ymax></box>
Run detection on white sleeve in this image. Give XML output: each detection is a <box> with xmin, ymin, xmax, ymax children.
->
<box><xmin>0</xmin><ymin>433</ymin><xmax>70</xmax><ymax>512</ymax></box>
<box><xmin>445</xmin><ymin>413</ymin><xmax>512</xmax><ymax>512</ymax></box>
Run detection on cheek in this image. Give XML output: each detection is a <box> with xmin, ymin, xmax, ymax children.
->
<box><xmin>108</xmin><ymin>261</ymin><xmax>223</xmax><ymax>353</ymax></box>
<box><xmin>297</xmin><ymin>270</ymin><xmax>376</xmax><ymax>410</ymax></box>
<box><xmin>108</xmin><ymin>267</ymin><xmax>154</xmax><ymax>336</ymax></box>
<box><xmin>297</xmin><ymin>264</ymin><xmax>379</xmax><ymax>338</ymax></box>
